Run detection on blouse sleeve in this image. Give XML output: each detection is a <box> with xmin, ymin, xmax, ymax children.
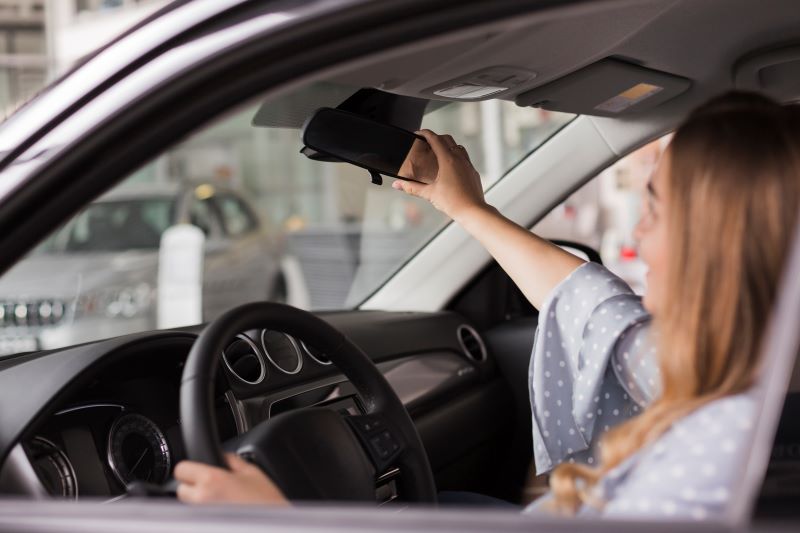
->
<box><xmin>529</xmin><ymin>261</ymin><xmax>658</xmax><ymax>474</ymax></box>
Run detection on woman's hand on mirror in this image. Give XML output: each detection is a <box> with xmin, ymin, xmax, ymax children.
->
<box><xmin>175</xmin><ymin>453</ymin><xmax>289</xmax><ymax>506</ymax></box>
<box><xmin>392</xmin><ymin>130</ymin><xmax>488</xmax><ymax>222</ymax></box>
<box><xmin>397</xmin><ymin>138</ymin><xmax>439</xmax><ymax>182</ymax></box>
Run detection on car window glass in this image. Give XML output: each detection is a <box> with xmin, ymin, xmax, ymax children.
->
<box><xmin>39</xmin><ymin>198</ymin><xmax>174</xmax><ymax>252</ymax></box>
<box><xmin>532</xmin><ymin>136</ymin><xmax>670</xmax><ymax>293</ymax></box>
<box><xmin>189</xmin><ymin>198</ymin><xmax>216</xmax><ymax>237</ymax></box>
<box><xmin>0</xmin><ymin>81</ymin><xmax>574</xmax><ymax>356</ymax></box>
<box><xmin>421</xmin><ymin>102</ymin><xmax>573</xmax><ymax>189</ymax></box>
<box><xmin>217</xmin><ymin>195</ymin><xmax>256</xmax><ymax>237</ymax></box>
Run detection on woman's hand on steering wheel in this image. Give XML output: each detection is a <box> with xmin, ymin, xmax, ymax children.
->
<box><xmin>175</xmin><ymin>453</ymin><xmax>289</xmax><ymax>506</ymax></box>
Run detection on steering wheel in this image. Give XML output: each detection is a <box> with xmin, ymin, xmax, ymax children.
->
<box><xmin>179</xmin><ymin>302</ymin><xmax>437</xmax><ymax>503</ymax></box>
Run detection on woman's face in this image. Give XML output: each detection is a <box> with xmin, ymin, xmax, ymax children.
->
<box><xmin>635</xmin><ymin>151</ymin><xmax>670</xmax><ymax>315</ymax></box>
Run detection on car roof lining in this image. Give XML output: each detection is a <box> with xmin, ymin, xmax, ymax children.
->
<box><xmin>316</xmin><ymin>0</ymin><xmax>800</xmax><ymax>115</ymax></box>
<box><xmin>226</xmin><ymin>0</ymin><xmax>800</xmax><ymax>134</ymax></box>
<box><xmin>326</xmin><ymin>0</ymin><xmax>680</xmax><ymax>103</ymax></box>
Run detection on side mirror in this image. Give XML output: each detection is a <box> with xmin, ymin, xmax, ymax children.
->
<box><xmin>301</xmin><ymin>107</ymin><xmax>434</xmax><ymax>185</ymax></box>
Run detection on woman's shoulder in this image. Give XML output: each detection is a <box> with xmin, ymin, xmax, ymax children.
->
<box><xmin>646</xmin><ymin>391</ymin><xmax>757</xmax><ymax>465</ymax></box>
<box><xmin>544</xmin><ymin>261</ymin><xmax>636</xmax><ymax>306</ymax></box>
<box><xmin>536</xmin><ymin>261</ymin><xmax>651</xmax><ymax>354</ymax></box>
<box><xmin>672</xmin><ymin>391</ymin><xmax>757</xmax><ymax>438</ymax></box>
<box><xmin>540</xmin><ymin>261</ymin><xmax>651</xmax><ymax>341</ymax></box>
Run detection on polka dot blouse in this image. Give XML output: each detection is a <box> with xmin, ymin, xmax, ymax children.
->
<box><xmin>524</xmin><ymin>262</ymin><xmax>757</xmax><ymax>520</ymax></box>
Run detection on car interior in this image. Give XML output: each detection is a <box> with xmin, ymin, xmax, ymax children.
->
<box><xmin>1</xmin><ymin>0</ymin><xmax>800</xmax><ymax>527</ymax></box>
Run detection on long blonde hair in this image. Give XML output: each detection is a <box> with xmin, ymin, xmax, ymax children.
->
<box><xmin>549</xmin><ymin>92</ymin><xmax>800</xmax><ymax>513</ymax></box>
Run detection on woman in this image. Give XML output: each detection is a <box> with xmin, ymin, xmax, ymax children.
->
<box><xmin>174</xmin><ymin>92</ymin><xmax>800</xmax><ymax>519</ymax></box>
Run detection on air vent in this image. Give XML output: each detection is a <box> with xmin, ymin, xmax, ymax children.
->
<box><xmin>300</xmin><ymin>341</ymin><xmax>332</xmax><ymax>365</ymax></box>
<box><xmin>457</xmin><ymin>325</ymin><xmax>487</xmax><ymax>362</ymax></box>
<box><xmin>261</xmin><ymin>330</ymin><xmax>303</xmax><ymax>375</ymax></box>
<box><xmin>222</xmin><ymin>334</ymin><xmax>267</xmax><ymax>385</ymax></box>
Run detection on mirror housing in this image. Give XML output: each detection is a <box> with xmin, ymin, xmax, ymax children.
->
<box><xmin>301</xmin><ymin>107</ymin><xmax>431</xmax><ymax>185</ymax></box>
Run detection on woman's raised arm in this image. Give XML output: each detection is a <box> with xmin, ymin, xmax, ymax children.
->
<box><xmin>392</xmin><ymin>129</ymin><xmax>583</xmax><ymax>309</ymax></box>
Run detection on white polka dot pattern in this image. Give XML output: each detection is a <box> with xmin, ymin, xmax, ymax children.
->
<box><xmin>529</xmin><ymin>262</ymin><xmax>653</xmax><ymax>474</ymax></box>
<box><xmin>524</xmin><ymin>262</ymin><xmax>759</xmax><ymax>521</ymax></box>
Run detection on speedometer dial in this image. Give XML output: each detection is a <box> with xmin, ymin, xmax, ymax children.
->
<box><xmin>107</xmin><ymin>413</ymin><xmax>171</xmax><ymax>486</ymax></box>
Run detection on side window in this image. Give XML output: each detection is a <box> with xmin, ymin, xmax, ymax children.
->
<box><xmin>189</xmin><ymin>199</ymin><xmax>216</xmax><ymax>237</ymax></box>
<box><xmin>61</xmin><ymin>199</ymin><xmax>171</xmax><ymax>251</ymax></box>
<box><xmin>533</xmin><ymin>136</ymin><xmax>669</xmax><ymax>294</ymax></box>
<box><xmin>217</xmin><ymin>195</ymin><xmax>257</xmax><ymax>237</ymax></box>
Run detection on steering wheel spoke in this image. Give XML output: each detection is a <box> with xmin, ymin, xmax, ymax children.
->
<box><xmin>345</xmin><ymin>413</ymin><xmax>406</xmax><ymax>475</ymax></box>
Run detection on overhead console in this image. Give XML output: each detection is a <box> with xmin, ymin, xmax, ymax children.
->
<box><xmin>514</xmin><ymin>58</ymin><xmax>691</xmax><ymax>117</ymax></box>
<box><xmin>421</xmin><ymin>66</ymin><xmax>538</xmax><ymax>101</ymax></box>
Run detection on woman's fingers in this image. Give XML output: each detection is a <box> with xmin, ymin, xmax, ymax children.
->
<box><xmin>176</xmin><ymin>480</ymin><xmax>203</xmax><ymax>503</ymax></box>
<box><xmin>417</xmin><ymin>130</ymin><xmax>470</xmax><ymax>166</ymax></box>
<box><xmin>226</xmin><ymin>453</ymin><xmax>260</xmax><ymax>475</ymax></box>
<box><xmin>175</xmin><ymin>457</ymin><xmax>289</xmax><ymax>506</ymax></box>
<box><xmin>392</xmin><ymin>179</ymin><xmax>430</xmax><ymax>199</ymax></box>
<box><xmin>440</xmin><ymin>134</ymin><xmax>457</xmax><ymax>148</ymax></box>
<box><xmin>417</xmin><ymin>129</ymin><xmax>455</xmax><ymax>161</ymax></box>
<box><xmin>174</xmin><ymin>460</ymin><xmax>226</xmax><ymax>504</ymax></box>
<box><xmin>395</xmin><ymin>129</ymin><xmax>486</xmax><ymax>220</ymax></box>
<box><xmin>456</xmin><ymin>144</ymin><xmax>471</xmax><ymax>163</ymax></box>
<box><xmin>174</xmin><ymin>460</ymin><xmax>211</xmax><ymax>483</ymax></box>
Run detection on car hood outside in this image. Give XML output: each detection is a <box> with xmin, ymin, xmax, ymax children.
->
<box><xmin>0</xmin><ymin>250</ymin><xmax>158</xmax><ymax>301</ymax></box>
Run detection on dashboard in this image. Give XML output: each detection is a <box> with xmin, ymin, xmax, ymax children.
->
<box><xmin>0</xmin><ymin>310</ymin><xmax>510</xmax><ymax>502</ymax></box>
<box><xmin>23</xmin><ymin>348</ymin><xmax>238</xmax><ymax>498</ymax></box>
<box><xmin>23</xmin><ymin>343</ymin><xmax>237</xmax><ymax>498</ymax></box>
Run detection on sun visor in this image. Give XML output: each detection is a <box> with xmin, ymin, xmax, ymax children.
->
<box><xmin>735</xmin><ymin>44</ymin><xmax>800</xmax><ymax>104</ymax></box>
<box><xmin>252</xmin><ymin>82</ymin><xmax>360</xmax><ymax>128</ymax></box>
<box><xmin>515</xmin><ymin>59</ymin><xmax>691</xmax><ymax>117</ymax></box>
<box><xmin>253</xmin><ymin>83</ymin><xmax>447</xmax><ymax>130</ymax></box>
<box><xmin>253</xmin><ymin>83</ymin><xmax>447</xmax><ymax>162</ymax></box>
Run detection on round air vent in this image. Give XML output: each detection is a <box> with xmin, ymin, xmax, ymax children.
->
<box><xmin>261</xmin><ymin>330</ymin><xmax>303</xmax><ymax>375</ymax></box>
<box><xmin>300</xmin><ymin>341</ymin><xmax>332</xmax><ymax>365</ymax></box>
<box><xmin>222</xmin><ymin>334</ymin><xmax>267</xmax><ymax>385</ymax></box>
<box><xmin>29</xmin><ymin>437</ymin><xmax>77</xmax><ymax>499</ymax></box>
<box><xmin>457</xmin><ymin>324</ymin><xmax>487</xmax><ymax>362</ymax></box>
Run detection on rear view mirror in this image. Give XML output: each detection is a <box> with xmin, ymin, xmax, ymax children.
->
<box><xmin>302</xmin><ymin>107</ymin><xmax>432</xmax><ymax>185</ymax></box>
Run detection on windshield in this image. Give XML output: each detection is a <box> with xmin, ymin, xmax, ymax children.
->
<box><xmin>0</xmin><ymin>82</ymin><xmax>573</xmax><ymax>356</ymax></box>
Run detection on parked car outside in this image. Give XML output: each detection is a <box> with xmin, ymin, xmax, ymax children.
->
<box><xmin>0</xmin><ymin>182</ymin><xmax>286</xmax><ymax>355</ymax></box>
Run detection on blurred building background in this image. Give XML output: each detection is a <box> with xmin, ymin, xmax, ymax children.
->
<box><xmin>0</xmin><ymin>0</ymin><xmax>45</xmax><ymax>116</ymax></box>
<box><xmin>0</xmin><ymin>0</ymin><xmax>168</xmax><ymax>115</ymax></box>
<box><xmin>44</xmin><ymin>0</ymin><xmax>168</xmax><ymax>75</ymax></box>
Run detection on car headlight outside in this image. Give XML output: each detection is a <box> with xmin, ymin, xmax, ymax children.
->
<box><xmin>77</xmin><ymin>283</ymin><xmax>154</xmax><ymax>319</ymax></box>
<box><xmin>105</xmin><ymin>283</ymin><xmax>154</xmax><ymax>318</ymax></box>
<box><xmin>0</xmin><ymin>300</ymin><xmax>66</xmax><ymax>326</ymax></box>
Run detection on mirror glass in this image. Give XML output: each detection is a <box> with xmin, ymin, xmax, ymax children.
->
<box><xmin>302</xmin><ymin>108</ymin><xmax>435</xmax><ymax>181</ymax></box>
